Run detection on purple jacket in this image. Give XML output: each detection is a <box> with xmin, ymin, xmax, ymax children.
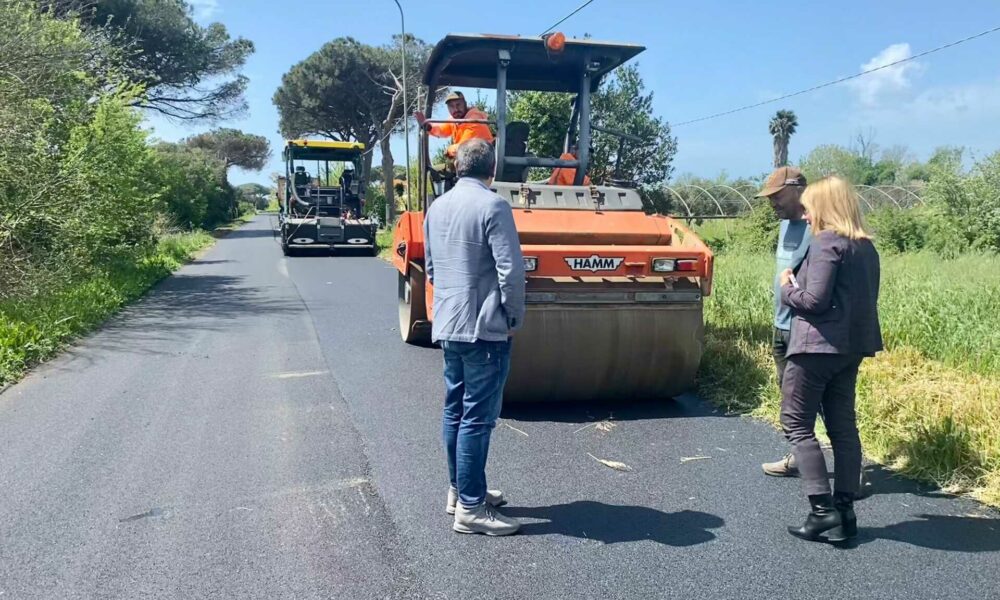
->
<box><xmin>780</xmin><ymin>230</ymin><xmax>883</xmax><ymax>357</ymax></box>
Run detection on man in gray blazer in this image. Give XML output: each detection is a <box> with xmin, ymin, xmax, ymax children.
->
<box><xmin>424</xmin><ymin>138</ymin><xmax>525</xmax><ymax>536</ymax></box>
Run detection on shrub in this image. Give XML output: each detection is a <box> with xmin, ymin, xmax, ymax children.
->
<box><xmin>151</xmin><ymin>144</ymin><xmax>236</xmax><ymax>230</ymax></box>
<box><xmin>868</xmin><ymin>207</ymin><xmax>926</xmax><ymax>253</ymax></box>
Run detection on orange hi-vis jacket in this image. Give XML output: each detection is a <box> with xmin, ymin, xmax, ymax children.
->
<box><xmin>429</xmin><ymin>108</ymin><xmax>494</xmax><ymax>157</ymax></box>
<box><xmin>548</xmin><ymin>152</ymin><xmax>591</xmax><ymax>186</ymax></box>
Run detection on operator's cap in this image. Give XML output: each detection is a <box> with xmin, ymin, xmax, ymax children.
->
<box><xmin>444</xmin><ymin>91</ymin><xmax>465</xmax><ymax>103</ymax></box>
<box><xmin>757</xmin><ymin>166</ymin><xmax>807</xmax><ymax>197</ymax></box>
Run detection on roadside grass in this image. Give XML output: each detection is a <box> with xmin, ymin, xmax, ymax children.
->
<box><xmin>211</xmin><ymin>211</ymin><xmax>258</xmax><ymax>236</ymax></box>
<box><xmin>0</xmin><ymin>231</ymin><xmax>215</xmax><ymax>388</ymax></box>
<box><xmin>377</xmin><ymin>228</ymin><xmax>395</xmax><ymax>261</ymax></box>
<box><xmin>700</xmin><ymin>251</ymin><xmax>1000</xmax><ymax>506</ymax></box>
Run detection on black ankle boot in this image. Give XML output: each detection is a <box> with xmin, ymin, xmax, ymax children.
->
<box><xmin>787</xmin><ymin>493</ymin><xmax>842</xmax><ymax>541</ymax></box>
<box><xmin>827</xmin><ymin>492</ymin><xmax>858</xmax><ymax>542</ymax></box>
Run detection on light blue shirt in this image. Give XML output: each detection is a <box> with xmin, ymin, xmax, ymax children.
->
<box><xmin>424</xmin><ymin>178</ymin><xmax>526</xmax><ymax>343</ymax></box>
<box><xmin>774</xmin><ymin>219</ymin><xmax>812</xmax><ymax>331</ymax></box>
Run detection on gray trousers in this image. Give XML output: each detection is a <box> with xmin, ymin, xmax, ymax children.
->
<box><xmin>780</xmin><ymin>353</ymin><xmax>864</xmax><ymax>497</ymax></box>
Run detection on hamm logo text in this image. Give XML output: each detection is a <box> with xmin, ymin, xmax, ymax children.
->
<box><xmin>564</xmin><ymin>255</ymin><xmax>625</xmax><ymax>272</ymax></box>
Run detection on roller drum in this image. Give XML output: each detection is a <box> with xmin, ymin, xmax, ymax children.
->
<box><xmin>504</xmin><ymin>302</ymin><xmax>704</xmax><ymax>403</ymax></box>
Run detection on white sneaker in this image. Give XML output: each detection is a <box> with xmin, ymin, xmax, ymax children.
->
<box><xmin>446</xmin><ymin>487</ymin><xmax>506</xmax><ymax>515</ymax></box>
<box><xmin>453</xmin><ymin>502</ymin><xmax>520</xmax><ymax>536</ymax></box>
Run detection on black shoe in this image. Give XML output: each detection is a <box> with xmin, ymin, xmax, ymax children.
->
<box><xmin>827</xmin><ymin>491</ymin><xmax>858</xmax><ymax>543</ymax></box>
<box><xmin>787</xmin><ymin>494</ymin><xmax>842</xmax><ymax>542</ymax></box>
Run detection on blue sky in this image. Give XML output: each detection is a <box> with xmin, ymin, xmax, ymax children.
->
<box><xmin>151</xmin><ymin>0</ymin><xmax>1000</xmax><ymax>186</ymax></box>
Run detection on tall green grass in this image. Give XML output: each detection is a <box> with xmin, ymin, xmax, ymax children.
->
<box><xmin>0</xmin><ymin>231</ymin><xmax>214</xmax><ymax>386</ymax></box>
<box><xmin>705</xmin><ymin>252</ymin><xmax>1000</xmax><ymax>374</ymax></box>
<box><xmin>700</xmin><ymin>251</ymin><xmax>1000</xmax><ymax>506</ymax></box>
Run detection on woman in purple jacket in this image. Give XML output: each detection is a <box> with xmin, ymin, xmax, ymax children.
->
<box><xmin>778</xmin><ymin>176</ymin><xmax>883</xmax><ymax>544</ymax></box>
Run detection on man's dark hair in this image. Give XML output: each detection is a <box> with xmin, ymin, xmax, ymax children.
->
<box><xmin>455</xmin><ymin>139</ymin><xmax>496</xmax><ymax>180</ymax></box>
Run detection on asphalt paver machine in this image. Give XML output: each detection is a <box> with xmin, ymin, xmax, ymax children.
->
<box><xmin>278</xmin><ymin>140</ymin><xmax>377</xmax><ymax>256</ymax></box>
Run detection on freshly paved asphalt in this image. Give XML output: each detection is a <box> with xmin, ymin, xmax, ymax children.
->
<box><xmin>1</xmin><ymin>216</ymin><xmax>997</xmax><ymax>600</ymax></box>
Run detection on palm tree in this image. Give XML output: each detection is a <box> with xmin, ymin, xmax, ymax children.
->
<box><xmin>769</xmin><ymin>110</ymin><xmax>798</xmax><ymax>168</ymax></box>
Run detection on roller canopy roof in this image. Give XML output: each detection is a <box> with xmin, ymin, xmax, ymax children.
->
<box><xmin>422</xmin><ymin>34</ymin><xmax>645</xmax><ymax>93</ymax></box>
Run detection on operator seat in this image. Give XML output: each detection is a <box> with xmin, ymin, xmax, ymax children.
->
<box><xmin>497</xmin><ymin>121</ymin><xmax>530</xmax><ymax>183</ymax></box>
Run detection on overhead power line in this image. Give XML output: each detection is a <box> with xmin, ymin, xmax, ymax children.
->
<box><xmin>673</xmin><ymin>24</ymin><xmax>1000</xmax><ymax>127</ymax></box>
<box><xmin>540</xmin><ymin>0</ymin><xmax>598</xmax><ymax>36</ymax></box>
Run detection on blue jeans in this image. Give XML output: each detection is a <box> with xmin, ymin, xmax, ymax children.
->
<box><xmin>441</xmin><ymin>339</ymin><xmax>512</xmax><ymax>508</ymax></box>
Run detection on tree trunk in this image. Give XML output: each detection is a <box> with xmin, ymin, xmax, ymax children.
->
<box><xmin>381</xmin><ymin>134</ymin><xmax>395</xmax><ymax>223</ymax></box>
<box><xmin>362</xmin><ymin>151</ymin><xmax>374</xmax><ymax>189</ymax></box>
<box><xmin>773</xmin><ymin>136</ymin><xmax>789</xmax><ymax>168</ymax></box>
<box><xmin>381</xmin><ymin>94</ymin><xmax>403</xmax><ymax>224</ymax></box>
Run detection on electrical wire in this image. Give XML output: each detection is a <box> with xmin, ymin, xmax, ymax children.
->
<box><xmin>672</xmin><ymin>24</ymin><xmax>1000</xmax><ymax>127</ymax></box>
<box><xmin>540</xmin><ymin>0</ymin><xmax>598</xmax><ymax>36</ymax></box>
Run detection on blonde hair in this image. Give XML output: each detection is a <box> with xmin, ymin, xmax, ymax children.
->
<box><xmin>801</xmin><ymin>176</ymin><xmax>872</xmax><ymax>240</ymax></box>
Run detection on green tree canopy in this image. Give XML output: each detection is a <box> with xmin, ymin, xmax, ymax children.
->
<box><xmin>46</xmin><ymin>0</ymin><xmax>254</xmax><ymax>121</ymax></box>
<box><xmin>509</xmin><ymin>91</ymin><xmax>574</xmax><ymax>159</ymax></box>
<box><xmin>236</xmin><ymin>183</ymin><xmax>271</xmax><ymax>210</ymax></box>
<box><xmin>184</xmin><ymin>128</ymin><xmax>271</xmax><ymax>171</ymax></box>
<box><xmin>506</xmin><ymin>65</ymin><xmax>677</xmax><ymax>189</ymax></box>
<box><xmin>799</xmin><ymin>144</ymin><xmax>910</xmax><ymax>186</ymax></box>
<box><xmin>591</xmin><ymin>65</ymin><xmax>677</xmax><ymax>187</ymax></box>
<box><xmin>273</xmin><ymin>34</ymin><xmax>433</xmax><ymax>220</ymax></box>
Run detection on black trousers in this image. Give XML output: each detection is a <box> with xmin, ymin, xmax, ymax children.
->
<box><xmin>772</xmin><ymin>328</ymin><xmax>791</xmax><ymax>386</ymax></box>
<box><xmin>780</xmin><ymin>353</ymin><xmax>864</xmax><ymax>497</ymax></box>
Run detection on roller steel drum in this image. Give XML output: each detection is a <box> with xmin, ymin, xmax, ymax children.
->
<box><xmin>503</xmin><ymin>301</ymin><xmax>704</xmax><ymax>403</ymax></box>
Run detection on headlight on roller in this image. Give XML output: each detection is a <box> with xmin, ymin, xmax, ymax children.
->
<box><xmin>651</xmin><ymin>258</ymin><xmax>676</xmax><ymax>272</ymax></box>
<box><xmin>523</xmin><ymin>256</ymin><xmax>538</xmax><ymax>272</ymax></box>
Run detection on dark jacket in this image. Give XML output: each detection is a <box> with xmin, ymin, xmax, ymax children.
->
<box><xmin>781</xmin><ymin>229</ymin><xmax>883</xmax><ymax>357</ymax></box>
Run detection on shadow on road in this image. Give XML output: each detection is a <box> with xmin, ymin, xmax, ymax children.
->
<box><xmin>502</xmin><ymin>393</ymin><xmax>725</xmax><ymax>424</ymax></box>
<box><xmin>52</xmin><ymin>274</ymin><xmax>300</xmax><ymax>370</ymax></box>
<box><xmin>504</xmin><ymin>502</ymin><xmax>724</xmax><ymax>546</ymax></box>
<box><xmin>224</xmin><ymin>227</ymin><xmax>279</xmax><ymax>239</ymax></box>
<box><xmin>853</xmin><ymin>514</ymin><xmax>1000</xmax><ymax>552</ymax></box>
<box><xmin>283</xmin><ymin>248</ymin><xmax>380</xmax><ymax>259</ymax></box>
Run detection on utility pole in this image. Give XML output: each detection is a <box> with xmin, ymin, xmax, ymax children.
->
<box><xmin>393</xmin><ymin>0</ymin><xmax>411</xmax><ymax>217</ymax></box>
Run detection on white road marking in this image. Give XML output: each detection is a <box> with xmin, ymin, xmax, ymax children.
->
<box><xmin>272</xmin><ymin>370</ymin><xmax>328</xmax><ymax>379</ymax></box>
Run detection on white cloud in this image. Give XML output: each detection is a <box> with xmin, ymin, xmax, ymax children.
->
<box><xmin>188</xmin><ymin>0</ymin><xmax>220</xmax><ymax>21</ymax></box>
<box><xmin>847</xmin><ymin>43</ymin><xmax>922</xmax><ymax>106</ymax></box>
<box><xmin>840</xmin><ymin>76</ymin><xmax>1000</xmax><ymax>161</ymax></box>
<box><xmin>860</xmin><ymin>77</ymin><xmax>1000</xmax><ymax>123</ymax></box>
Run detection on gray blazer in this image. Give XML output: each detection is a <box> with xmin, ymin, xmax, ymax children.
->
<box><xmin>781</xmin><ymin>230</ymin><xmax>883</xmax><ymax>357</ymax></box>
<box><xmin>424</xmin><ymin>178</ymin><xmax>526</xmax><ymax>343</ymax></box>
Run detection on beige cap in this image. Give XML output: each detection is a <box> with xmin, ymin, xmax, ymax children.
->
<box><xmin>757</xmin><ymin>166</ymin><xmax>807</xmax><ymax>197</ymax></box>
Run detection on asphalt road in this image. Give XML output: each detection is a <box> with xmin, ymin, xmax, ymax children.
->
<box><xmin>1</xmin><ymin>215</ymin><xmax>998</xmax><ymax>600</ymax></box>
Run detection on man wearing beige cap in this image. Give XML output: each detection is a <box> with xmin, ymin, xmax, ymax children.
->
<box><xmin>415</xmin><ymin>91</ymin><xmax>494</xmax><ymax>158</ymax></box>
<box><xmin>757</xmin><ymin>166</ymin><xmax>810</xmax><ymax>478</ymax></box>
